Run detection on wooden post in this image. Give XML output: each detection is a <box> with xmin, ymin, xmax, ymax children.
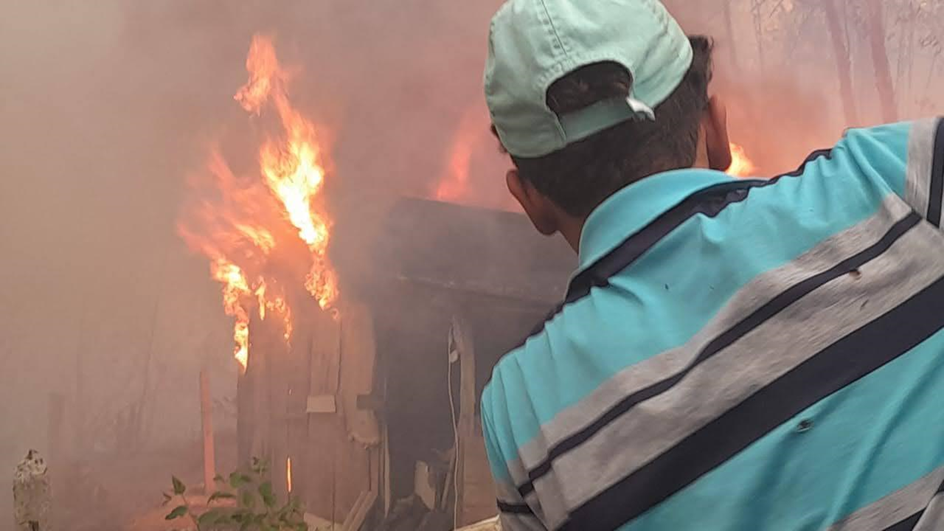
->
<box><xmin>451</xmin><ymin>315</ymin><xmax>476</xmax><ymax>527</ymax></box>
<box><xmin>200</xmin><ymin>369</ymin><xmax>216</xmax><ymax>494</ymax></box>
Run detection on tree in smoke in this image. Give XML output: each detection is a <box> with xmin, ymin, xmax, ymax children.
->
<box><xmin>823</xmin><ymin>0</ymin><xmax>860</xmax><ymax>124</ymax></box>
<box><xmin>862</xmin><ymin>0</ymin><xmax>899</xmax><ymax>122</ymax></box>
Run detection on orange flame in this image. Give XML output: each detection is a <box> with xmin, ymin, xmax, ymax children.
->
<box><xmin>286</xmin><ymin>456</ymin><xmax>293</xmax><ymax>493</ymax></box>
<box><xmin>211</xmin><ymin>259</ymin><xmax>253</xmax><ymax>369</ymax></box>
<box><xmin>179</xmin><ymin>35</ymin><xmax>338</xmax><ymax>370</ymax></box>
<box><xmin>236</xmin><ymin>35</ymin><xmax>338</xmax><ymax>310</ymax></box>
<box><xmin>727</xmin><ymin>143</ymin><xmax>757</xmax><ymax>177</ymax></box>
<box><xmin>435</xmin><ymin>108</ymin><xmax>488</xmax><ymax>204</ymax></box>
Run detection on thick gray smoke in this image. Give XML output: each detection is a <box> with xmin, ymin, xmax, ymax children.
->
<box><xmin>1</xmin><ymin>0</ymin><xmax>942</xmax><ymax>528</ymax></box>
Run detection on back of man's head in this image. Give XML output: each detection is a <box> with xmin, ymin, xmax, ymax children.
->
<box><xmin>485</xmin><ymin>0</ymin><xmax>720</xmax><ymax>219</ymax></box>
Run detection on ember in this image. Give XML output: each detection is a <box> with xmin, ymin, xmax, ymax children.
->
<box><xmin>179</xmin><ymin>35</ymin><xmax>338</xmax><ymax>370</ymax></box>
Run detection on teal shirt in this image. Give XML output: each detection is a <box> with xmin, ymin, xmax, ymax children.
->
<box><xmin>482</xmin><ymin>119</ymin><xmax>944</xmax><ymax>531</ymax></box>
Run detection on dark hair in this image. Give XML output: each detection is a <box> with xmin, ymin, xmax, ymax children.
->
<box><xmin>508</xmin><ymin>36</ymin><xmax>714</xmax><ymax>217</ymax></box>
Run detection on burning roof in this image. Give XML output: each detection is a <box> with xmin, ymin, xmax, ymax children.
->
<box><xmin>370</xmin><ymin>197</ymin><xmax>576</xmax><ymax>305</ymax></box>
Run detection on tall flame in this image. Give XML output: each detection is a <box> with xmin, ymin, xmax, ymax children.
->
<box><xmin>211</xmin><ymin>259</ymin><xmax>253</xmax><ymax>369</ymax></box>
<box><xmin>235</xmin><ymin>36</ymin><xmax>338</xmax><ymax>310</ymax></box>
<box><xmin>179</xmin><ymin>35</ymin><xmax>338</xmax><ymax>370</ymax></box>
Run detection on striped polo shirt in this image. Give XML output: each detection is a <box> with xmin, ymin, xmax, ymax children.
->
<box><xmin>481</xmin><ymin>118</ymin><xmax>944</xmax><ymax>531</ymax></box>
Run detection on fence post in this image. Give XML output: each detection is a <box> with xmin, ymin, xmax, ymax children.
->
<box><xmin>201</xmin><ymin>369</ymin><xmax>217</xmax><ymax>493</ymax></box>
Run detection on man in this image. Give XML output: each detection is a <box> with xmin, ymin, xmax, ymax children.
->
<box><xmin>479</xmin><ymin>0</ymin><xmax>944</xmax><ymax>530</ymax></box>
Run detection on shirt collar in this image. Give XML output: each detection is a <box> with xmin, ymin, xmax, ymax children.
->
<box><xmin>576</xmin><ymin>168</ymin><xmax>736</xmax><ymax>273</ymax></box>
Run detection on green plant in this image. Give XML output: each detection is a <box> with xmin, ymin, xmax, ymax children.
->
<box><xmin>162</xmin><ymin>458</ymin><xmax>307</xmax><ymax>531</ymax></box>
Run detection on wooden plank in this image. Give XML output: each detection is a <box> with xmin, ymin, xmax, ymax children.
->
<box><xmin>304</xmin><ymin>512</ymin><xmax>339</xmax><ymax>530</ymax></box>
<box><xmin>414</xmin><ymin>461</ymin><xmax>436</xmax><ymax>509</ymax></box>
<box><xmin>306</xmin><ymin>394</ymin><xmax>337</xmax><ymax>414</ymax></box>
<box><xmin>306</xmin><ymin>304</ymin><xmax>343</xmax><ymax>521</ymax></box>
<box><xmin>286</xmin><ymin>308</ymin><xmax>313</xmax><ymax>499</ymax></box>
<box><xmin>382</xmin><ymin>423</ymin><xmax>391</xmax><ymax>517</ymax></box>
<box><xmin>341</xmin><ymin>490</ymin><xmax>377</xmax><ymax>531</ymax></box>
<box><xmin>457</xmin><ymin>516</ymin><xmax>501</xmax><ymax>531</ymax></box>
<box><xmin>248</xmin><ymin>312</ymin><xmax>271</xmax><ymax>467</ymax></box>
<box><xmin>452</xmin><ymin>315</ymin><xmax>477</xmax><ymax>526</ymax></box>
<box><xmin>236</xmin><ymin>361</ymin><xmax>252</xmax><ymax>468</ymax></box>
<box><xmin>266</xmin><ymin>314</ymin><xmax>291</xmax><ymax>501</ymax></box>
<box><xmin>338</xmin><ymin>303</ymin><xmax>380</xmax><ymax>446</ymax></box>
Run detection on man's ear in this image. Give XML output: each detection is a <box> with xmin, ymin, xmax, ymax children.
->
<box><xmin>703</xmin><ymin>95</ymin><xmax>732</xmax><ymax>172</ymax></box>
<box><xmin>506</xmin><ymin>169</ymin><xmax>559</xmax><ymax>236</ymax></box>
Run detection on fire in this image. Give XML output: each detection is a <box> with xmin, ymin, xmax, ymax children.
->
<box><xmin>179</xmin><ymin>35</ymin><xmax>339</xmax><ymax>370</ymax></box>
<box><xmin>211</xmin><ymin>259</ymin><xmax>253</xmax><ymax>369</ymax></box>
<box><xmin>235</xmin><ymin>35</ymin><xmax>338</xmax><ymax>311</ymax></box>
<box><xmin>286</xmin><ymin>457</ymin><xmax>293</xmax><ymax>493</ymax></box>
<box><xmin>727</xmin><ymin>143</ymin><xmax>757</xmax><ymax>177</ymax></box>
<box><xmin>435</xmin><ymin>108</ymin><xmax>488</xmax><ymax>204</ymax></box>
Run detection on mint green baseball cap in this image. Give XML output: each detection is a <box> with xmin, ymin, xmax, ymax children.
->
<box><xmin>484</xmin><ymin>0</ymin><xmax>693</xmax><ymax>158</ymax></box>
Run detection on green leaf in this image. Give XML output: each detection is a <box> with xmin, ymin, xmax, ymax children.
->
<box><xmin>208</xmin><ymin>491</ymin><xmax>236</xmax><ymax>504</ymax></box>
<box><xmin>172</xmin><ymin>476</ymin><xmax>186</xmax><ymax>495</ymax></box>
<box><xmin>251</xmin><ymin>457</ymin><xmax>269</xmax><ymax>476</ymax></box>
<box><xmin>165</xmin><ymin>505</ymin><xmax>188</xmax><ymax>520</ymax></box>
<box><xmin>259</xmin><ymin>481</ymin><xmax>275</xmax><ymax>508</ymax></box>
<box><xmin>241</xmin><ymin>490</ymin><xmax>256</xmax><ymax>509</ymax></box>
<box><xmin>229</xmin><ymin>472</ymin><xmax>252</xmax><ymax>489</ymax></box>
<box><xmin>197</xmin><ymin>510</ymin><xmax>223</xmax><ymax>527</ymax></box>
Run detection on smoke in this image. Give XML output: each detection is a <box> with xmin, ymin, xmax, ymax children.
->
<box><xmin>1</xmin><ymin>0</ymin><xmax>943</xmax><ymax>527</ymax></box>
<box><xmin>669</xmin><ymin>0</ymin><xmax>944</xmax><ymax>175</ymax></box>
<box><xmin>0</xmin><ymin>0</ymin><xmax>510</xmax><ymax>525</ymax></box>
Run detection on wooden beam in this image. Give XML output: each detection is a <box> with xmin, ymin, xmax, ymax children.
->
<box><xmin>341</xmin><ymin>490</ymin><xmax>377</xmax><ymax>531</ymax></box>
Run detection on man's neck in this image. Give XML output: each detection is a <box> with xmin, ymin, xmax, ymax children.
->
<box><xmin>560</xmin><ymin>217</ymin><xmax>586</xmax><ymax>253</ymax></box>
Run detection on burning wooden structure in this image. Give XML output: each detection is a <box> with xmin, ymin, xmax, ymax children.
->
<box><xmin>236</xmin><ymin>197</ymin><xmax>574</xmax><ymax>529</ymax></box>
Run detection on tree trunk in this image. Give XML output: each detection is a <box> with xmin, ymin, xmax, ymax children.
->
<box><xmin>823</xmin><ymin>0</ymin><xmax>859</xmax><ymax>125</ymax></box>
<box><xmin>864</xmin><ymin>0</ymin><xmax>898</xmax><ymax>123</ymax></box>
<box><xmin>723</xmin><ymin>0</ymin><xmax>740</xmax><ymax>70</ymax></box>
<box><xmin>751</xmin><ymin>0</ymin><xmax>766</xmax><ymax>74</ymax></box>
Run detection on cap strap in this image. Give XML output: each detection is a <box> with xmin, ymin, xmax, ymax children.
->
<box><xmin>558</xmin><ymin>96</ymin><xmax>655</xmax><ymax>145</ymax></box>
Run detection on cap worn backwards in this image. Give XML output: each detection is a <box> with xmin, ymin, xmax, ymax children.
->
<box><xmin>484</xmin><ymin>0</ymin><xmax>693</xmax><ymax>158</ymax></box>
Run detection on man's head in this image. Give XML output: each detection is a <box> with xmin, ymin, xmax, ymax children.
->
<box><xmin>484</xmin><ymin>0</ymin><xmax>731</xmax><ymax>247</ymax></box>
